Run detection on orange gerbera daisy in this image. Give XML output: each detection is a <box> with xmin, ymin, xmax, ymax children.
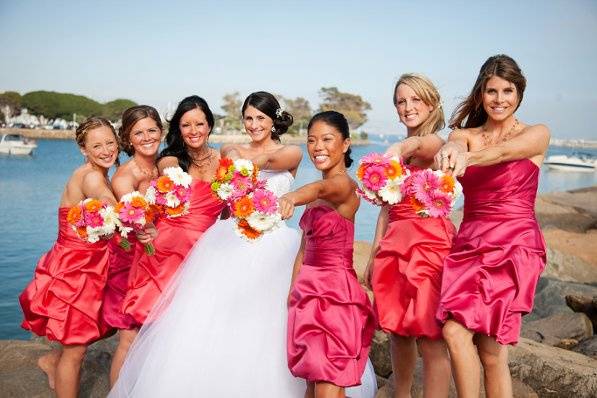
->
<box><xmin>410</xmin><ymin>196</ymin><xmax>426</xmax><ymax>213</ymax></box>
<box><xmin>219</xmin><ymin>157</ymin><xmax>233</xmax><ymax>168</ymax></box>
<box><xmin>165</xmin><ymin>204</ymin><xmax>186</xmax><ymax>217</ymax></box>
<box><xmin>114</xmin><ymin>202</ymin><xmax>124</xmax><ymax>213</ymax></box>
<box><xmin>233</xmin><ymin>196</ymin><xmax>254</xmax><ymax>218</ymax></box>
<box><xmin>385</xmin><ymin>160</ymin><xmax>403</xmax><ymax>179</ymax></box>
<box><xmin>77</xmin><ymin>226</ymin><xmax>88</xmax><ymax>239</ymax></box>
<box><xmin>237</xmin><ymin>219</ymin><xmax>261</xmax><ymax>240</ymax></box>
<box><xmin>156</xmin><ymin>176</ymin><xmax>174</xmax><ymax>193</ymax></box>
<box><xmin>67</xmin><ymin>206</ymin><xmax>82</xmax><ymax>224</ymax></box>
<box><xmin>130</xmin><ymin>195</ymin><xmax>148</xmax><ymax>208</ymax></box>
<box><xmin>84</xmin><ymin>199</ymin><xmax>102</xmax><ymax>213</ymax></box>
<box><xmin>147</xmin><ymin>204</ymin><xmax>162</xmax><ymax>222</ymax></box>
<box><xmin>215</xmin><ymin>165</ymin><xmax>229</xmax><ymax>181</ymax></box>
<box><xmin>439</xmin><ymin>175</ymin><xmax>455</xmax><ymax>193</ymax></box>
<box><xmin>356</xmin><ymin>164</ymin><xmax>366</xmax><ymax>180</ymax></box>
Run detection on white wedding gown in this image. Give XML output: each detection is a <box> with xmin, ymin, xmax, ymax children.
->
<box><xmin>109</xmin><ymin>170</ymin><xmax>377</xmax><ymax>397</ymax></box>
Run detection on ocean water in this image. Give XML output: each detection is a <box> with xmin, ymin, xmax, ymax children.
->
<box><xmin>1</xmin><ymin>139</ymin><xmax>596</xmax><ymax>339</ymax></box>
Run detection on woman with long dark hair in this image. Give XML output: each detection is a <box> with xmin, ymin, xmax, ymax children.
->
<box><xmin>113</xmin><ymin>96</ymin><xmax>224</xmax><ymax>385</ymax></box>
<box><xmin>436</xmin><ymin>55</ymin><xmax>549</xmax><ymax>397</ymax></box>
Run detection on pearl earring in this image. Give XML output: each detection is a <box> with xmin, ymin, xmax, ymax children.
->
<box><xmin>271</xmin><ymin>126</ymin><xmax>276</xmax><ymax>133</ymax></box>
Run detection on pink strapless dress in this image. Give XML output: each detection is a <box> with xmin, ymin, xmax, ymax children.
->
<box><xmin>437</xmin><ymin>159</ymin><xmax>546</xmax><ymax>345</ymax></box>
<box><xmin>19</xmin><ymin>207</ymin><xmax>112</xmax><ymax>345</ymax></box>
<box><xmin>103</xmin><ymin>235</ymin><xmax>138</xmax><ymax>330</ymax></box>
<box><xmin>122</xmin><ymin>180</ymin><xmax>223</xmax><ymax>326</ymax></box>
<box><xmin>372</xmin><ymin>198</ymin><xmax>456</xmax><ymax>339</ymax></box>
<box><xmin>287</xmin><ymin>205</ymin><xmax>375</xmax><ymax>387</ymax></box>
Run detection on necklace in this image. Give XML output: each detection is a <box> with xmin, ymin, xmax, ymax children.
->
<box><xmin>190</xmin><ymin>146</ymin><xmax>214</xmax><ymax>169</ymax></box>
<box><xmin>481</xmin><ymin>118</ymin><xmax>519</xmax><ymax>147</ymax></box>
<box><xmin>132</xmin><ymin>157</ymin><xmax>158</xmax><ymax>179</ymax></box>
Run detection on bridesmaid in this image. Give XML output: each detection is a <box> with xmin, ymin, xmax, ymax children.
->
<box><xmin>365</xmin><ymin>73</ymin><xmax>454</xmax><ymax>398</ymax></box>
<box><xmin>106</xmin><ymin>105</ymin><xmax>162</xmax><ymax>386</ymax></box>
<box><xmin>436</xmin><ymin>54</ymin><xmax>549</xmax><ymax>397</ymax></box>
<box><xmin>281</xmin><ymin>111</ymin><xmax>375</xmax><ymax>398</ymax></box>
<box><xmin>118</xmin><ymin>96</ymin><xmax>224</xmax><ymax>378</ymax></box>
<box><xmin>19</xmin><ymin>117</ymin><xmax>119</xmax><ymax>398</ymax></box>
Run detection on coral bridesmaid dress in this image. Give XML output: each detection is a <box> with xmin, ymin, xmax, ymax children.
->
<box><xmin>287</xmin><ymin>205</ymin><xmax>375</xmax><ymax>387</ymax></box>
<box><xmin>437</xmin><ymin>159</ymin><xmax>546</xmax><ymax>345</ymax></box>
<box><xmin>102</xmin><ymin>235</ymin><xmax>138</xmax><ymax>330</ymax></box>
<box><xmin>122</xmin><ymin>180</ymin><xmax>223</xmax><ymax>326</ymax></box>
<box><xmin>19</xmin><ymin>207</ymin><xmax>111</xmax><ymax>345</ymax></box>
<box><xmin>371</xmin><ymin>193</ymin><xmax>456</xmax><ymax>339</ymax></box>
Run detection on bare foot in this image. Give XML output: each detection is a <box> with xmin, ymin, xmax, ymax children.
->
<box><xmin>37</xmin><ymin>350</ymin><xmax>60</xmax><ymax>389</ymax></box>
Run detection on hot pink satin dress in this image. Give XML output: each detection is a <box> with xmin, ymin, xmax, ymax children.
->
<box><xmin>19</xmin><ymin>207</ymin><xmax>112</xmax><ymax>345</ymax></box>
<box><xmin>287</xmin><ymin>205</ymin><xmax>375</xmax><ymax>387</ymax></box>
<box><xmin>122</xmin><ymin>180</ymin><xmax>223</xmax><ymax>326</ymax></box>
<box><xmin>437</xmin><ymin>159</ymin><xmax>546</xmax><ymax>345</ymax></box>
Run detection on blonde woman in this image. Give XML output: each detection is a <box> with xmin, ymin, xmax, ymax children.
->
<box><xmin>365</xmin><ymin>74</ymin><xmax>454</xmax><ymax>398</ymax></box>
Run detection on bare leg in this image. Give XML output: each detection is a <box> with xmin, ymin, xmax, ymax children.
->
<box><xmin>54</xmin><ymin>344</ymin><xmax>86</xmax><ymax>398</ymax></box>
<box><xmin>305</xmin><ymin>381</ymin><xmax>315</xmax><ymax>398</ymax></box>
<box><xmin>390</xmin><ymin>334</ymin><xmax>416</xmax><ymax>398</ymax></box>
<box><xmin>477</xmin><ymin>335</ymin><xmax>512</xmax><ymax>398</ymax></box>
<box><xmin>418</xmin><ymin>338</ymin><xmax>451</xmax><ymax>398</ymax></box>
<box><xmin>38</xmin><ymin>348</ymin><xmax>62</xmax><ymax>389</ymax></box>
<box><xmin>315</xmin><ymin>381</ymin><xmax>345</xmax><ymax>398</ymax></box>
<box><xmin>109</xmin><ymin>328</ymin><xmax>138</xmax><ymax>386</ymax></box>
<box><xmin>442</xmin><ymin>320</ymin><xmax>480</xmax><ymax>398</ymax></box>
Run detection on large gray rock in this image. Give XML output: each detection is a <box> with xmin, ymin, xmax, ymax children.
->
<box><xmin>573</xmin><ymin>336</ymin><xmax>597</xmax><ymax>359</ymax></box>
<box><xmin>369</xmin><ymin>331</ymin><xmax>392</xmax><ymax>378</ymax></box>
<box><xmin>521</xmin><ymin>312</ymin><xmax>593</xmax><ymax>346</ymax></box>
<box><xmin>509</xmin><ymin>337</ymin><xmax>597</xmax><ymax>397</ymax></box>
<box><xmin>0</xmin><ymin>336</ymin><xmax>116</xmax><ymax>398</ymax></box>
<box><xmin>543</xmin><ymin>247</ymin><xmax>597</xmax><ymax>284</ymax></box>
<box><xmin>566</xmin><ymin>294</ymin><xmax>597</xmax><ymax>331</ymax></box>
<box><xmin>527</xmin><ymin>277</ymin><xmax>597</xmax><ymax>321</ymax></box>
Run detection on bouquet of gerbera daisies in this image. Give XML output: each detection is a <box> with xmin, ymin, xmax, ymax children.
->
<box><xmin>145</xmin><ymin>166</ymin><xmax>193</xmax><ymax>218</ymax></box>
<box><xmin>66</xmin><ymin>198</ymin><xmax>121</xmax><ymax>243</ymax></box>
<box><xmin>356</xmin><ymin>152</ymin><xmax>410</xmax><ymax>205</ymax></box>
<box><xmin>115</xmin><ymin>191</ymin><xmax>159</xmax><ymax>254</ymax></box>
<box><xmin>211</xmin><ymin>158</ymin><xmax>281</xmax><ymax>241</ymax></box>
<box><xmin>403</xmin><ymin>169</ymin><xmax>462</xmax><ymax>218</ymax></box>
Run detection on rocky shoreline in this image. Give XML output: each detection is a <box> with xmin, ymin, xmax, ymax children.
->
<box><xmin>1</xmin><ymin>186</ymin><xmax>596</xmax><ymax>397</ymax></box>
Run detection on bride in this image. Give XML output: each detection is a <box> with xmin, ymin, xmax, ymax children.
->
<box><xmin>109</xmin><ymin>92</ymin><xmax>377</xmax><ymax>397</ymax></box>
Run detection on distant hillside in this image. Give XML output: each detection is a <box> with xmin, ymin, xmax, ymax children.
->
<box><xmin>1</xmin><ymin>90</ymin><xmax>136</xmax><ymax>121</ymax></box>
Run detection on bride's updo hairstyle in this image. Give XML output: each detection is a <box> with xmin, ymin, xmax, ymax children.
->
<box><xmin>307</xmin><ymin>111</ymin><xmax>353</xmax><ymax>168</ymax></box>
<box><xmin>241</xmin><ymin>91</ymin><xmax>293</xmax><ymax>142</ymax></box>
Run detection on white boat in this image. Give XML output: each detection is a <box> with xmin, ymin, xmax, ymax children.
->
<box><xmin>0</xmin><ymin>133</ymin><xmax>38</xmax><ymax>155</ymax></box>
<box><xmin>544</xmin><ymin>153</ymin><xmax>596</xmax><ymax>172</ymax></box>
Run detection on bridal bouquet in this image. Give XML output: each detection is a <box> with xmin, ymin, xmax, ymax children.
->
<box><xmin>356</xmin><ymin>152</ymin><xmax>409</xmax><ymax>205</ymax></box>
<box><xmin>403</xmin><ymin>169</ymin><xmax>462</xmax><ymax>218</ymax></box>
<box><xmin>211</xmin><ymin>157</ymin><xmax>281</xmax><ymax>241</ymax></box>
<box><xmin>145</xmin><ymin>166</ymin><xmax>193</xmax><ymax>218</ymax></box>
<box><xmin>115</xmin><ymin>191</ymin><xmax>159</xmax><ymax>254</ymax></box>
<box><xmin>66</xmin><ymin>198</ymin><xmax>121</xmax><ymax>243</ymax></box>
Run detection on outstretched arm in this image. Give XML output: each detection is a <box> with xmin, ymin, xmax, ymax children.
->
<box><xmin>386</xmin><ymin>134</ymin><xmax>444</xmax><ymax>162</ymax></box>
<box><xmin>251</xmin><ymin>145</ymin><xmax>302</xmax><ymax>173</ymax></box>
<box><xmin>279</xmin><ymin>174</ymin><xmax>353</xmax><ymax>220</ymax></box>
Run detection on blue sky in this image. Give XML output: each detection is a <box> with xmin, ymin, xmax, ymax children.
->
<box><xmin>1</xmin><ymin>0</ymin><xmax>596</xmax><ymax>138</ymax></box>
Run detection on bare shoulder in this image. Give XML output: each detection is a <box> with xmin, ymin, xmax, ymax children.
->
<box><xmin>112</xmin><ymin>161</ymin><xmax>134</xmax><ymax>182</ymax></box>
<box><xmin>521</xmin><ymin>123</ymin><xmax>550</xmax><ymax>138</ymax></box>
<box><xmin>82</xmin><ymin>169</ymin><xmax>108</xmax><ymax>187</ymax></box>
<box><xmin>278</xmin><ymin>144</ymin><xmax>303</xmax><ymax>157</ymax></box>
<box><xmin>157</xmin><ymin>156</ymin><xmax>179</xmax><ymax>172</ymax></box>
<box><xmin>449</xmin><ymin>127</ymin><xmax>476</xmax><ymax>140</ymax></box>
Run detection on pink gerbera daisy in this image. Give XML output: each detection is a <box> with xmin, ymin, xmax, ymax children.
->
<box><xmin>119</xmin><ymin>205</ymin><xmax>145</xmax><ymax>224</ymax></box>
<box><xmin>424</xmin><ymin>190</ymin><xmax>453</xmax><ymax>218</ymax></box>
<box><xmin>231</xmin><ymin>175</ymin><xmax>252</xmax><ymax>197</ymax></box>
<box><xmin>361</xmin><ymin>152</ymin><xmax>390</xmax><ymax>166</ymax></box>
<box><xmin>362</xmin><ymin>164</ymin><xmax>388</xmax><ymax>192</ymax></box>
<box><xmin>83</xmin><ymin>211</ymin><xmax>104</xmax><ymax>228</ymax></box>
<box><xmin>410</xmin><ymin>169</ymin><xmax>440</xmax><ymax>203</ymax></box>
<box><xmin>252</xmin><ymin>189</ymin><xmax>278</xmax><ymax>215</ymax></box>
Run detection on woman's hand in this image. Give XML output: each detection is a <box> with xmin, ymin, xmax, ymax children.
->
<box><xmin>279</xmin><ymin>194</ymin><xmax>296</xmax><ymax>220</ymax></box>
<box><xmin>136</xmin><ymin>223</ymin><xmax>157</xmax><ymax>244</ymax></box>
<box><xmin>451</xmin><ymin>151</ymin><xmax>471</xmax><ymax>177</ymax></box>
<box><xmin>434</xmin><ymin>142</ymin><xmax>462</xmax><ymax>173</ymax></box>
<box><xmin>385</xmin><ymin>142</ymin><xmax>403</xmax><ymax>159</ymax></box>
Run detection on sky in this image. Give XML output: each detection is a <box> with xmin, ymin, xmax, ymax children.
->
<box><xmin>1</xmin><ymin>0</ymin><xmax>596</xmax><ymax>139</ymax></box>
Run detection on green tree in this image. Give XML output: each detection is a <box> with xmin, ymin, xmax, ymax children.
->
<box><xmin>22</xmin><ymin>91</ymin><xmax>103</xmax><ymax>120</ymax></box>
<box><xmin>102</xmin><ymin>99</ymin><xmax>137</xmax><ymax>120</ymax></box>
<box><xmin>221</xmin><ymin>92</ymin><xmax>242</xmax><ymax>132</ymax></box>
<box><xmin>318</xmin><ymin>87</ymin><xmax>371</xmax><ymax>130</ymax></box>
<box><xmin>0</xmin><ymin>91</ymin><xmax>22</xmax><ymax>119</ymax></box>
<box><xmin>280</xmin><ymin>96</ymin><xmax>311</xmax><ymax>135</ymax></box>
